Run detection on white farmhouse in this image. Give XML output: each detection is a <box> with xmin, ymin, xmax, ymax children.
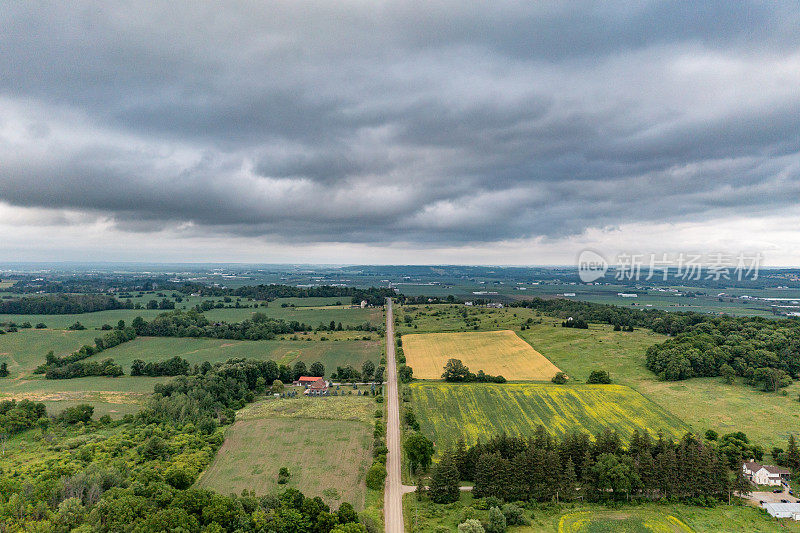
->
<box><xmin>742</xmin><ymin>461</ymin><xmax>790</xmax><ymax>486</ymax></box>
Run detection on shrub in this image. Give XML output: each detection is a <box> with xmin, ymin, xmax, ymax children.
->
<box><xmin>458</xmin><ymin>519</ymin><xmax>485</xmax><ymax>533</ymax></box>
<box><xmin>485</xmin><ymin>506</ymin><xmax>507</xmax><ymax>533</ymax></box>
<box><xmin>586</xmin><ymin>370</ymin><xmax>612</xmax><ymax>384</ymax></box>
<box><xmin>55</xmin><ymin>404</ymin><xmax>94</xmax><ymax>424</ymax></box>
<box><xmin>365</xmin><ymin>463</ymin><xmax>387</xmax><ymax>490</ymax></box>
<box><xmin>501</xmin><ymin>503</ymin><xmax>528</xmax><ymax>526</ymax></box>
<box><xmin>551</xmin><ymin>372</ymin><xmax>567</xmax><ymax>384</ymax></box>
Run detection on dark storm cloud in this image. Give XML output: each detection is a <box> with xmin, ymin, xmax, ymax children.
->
<box><xmin>1</xmin><ymin>1</ymin><xmax>799</xmax><ymax>245</ymax></box>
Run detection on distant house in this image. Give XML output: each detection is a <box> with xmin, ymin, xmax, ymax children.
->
<box><xmin>360</xmin><ymin>300</ymin><xmax>368</xmax><ymax>308</ymax></box>
<box><xmin>486</xmin><ymin>302</ymin><xmax>503</xmax><ymax>308</ymax></box>
<box><xmin>294</xmin><ymin>376</ymin><xmax>324</xmax><ymax>387</ymax></box>
<box><xmin>464</xmin><ymin>301</ymin><xmax>473</xmax><ymax>306</ymax></box>
<box><xmin>743</xmin><ymin>461</ymin><xmax>790</xmax><ymax>486</ymax></box>
<box><xmin>303</xmin><ymin>378</ymin><xmax>329</xmax><ymax>396</ymax></box>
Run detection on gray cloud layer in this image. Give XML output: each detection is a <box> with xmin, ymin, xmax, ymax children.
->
<box><xmin>1</xmin><ymin>1</ymin><xmax>799</xmax><ymax>246</ymax></box>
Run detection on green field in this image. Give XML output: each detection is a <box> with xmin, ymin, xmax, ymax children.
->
<box><xmin>197</xmin><ymin>395</ymin><xmax>375</xmax><ymax>509</ymax></box>
<box><xmin>91</xmin><ymin>335</ymin><xmax>382</xmax><ymax>371</ymax></box>
<box><xmin>409</xmin><ymin>382</ymin><xmax>688</xmax><ymax>452</ymax></box>
<box><xmin>271</xmin><ymin>296</ymin><xmax>355</xmax><ymax>307</ymax></box>
<box><xmin>403</xmin><ymin>492</ymin><xmax>799</xmax><ymax>533</ymax></box>
<box><xmin>0</xmin><ymin>300</ymin><xmax>382</xmax><ymax>331</ymax></box>
<box><xmin>0</xmin><ymin>328</ymin><xmax>100</xmax><ymax>377</ymax></box>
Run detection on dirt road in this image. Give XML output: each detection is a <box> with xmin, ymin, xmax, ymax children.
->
<box><xmin>384</xmin><ymin>298</ymin><xmax>404</xmax><ymax>533</ymax></box>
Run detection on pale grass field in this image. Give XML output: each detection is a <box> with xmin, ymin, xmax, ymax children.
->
<box><xmin>402</xmin><ymin>329</ymin><xmax>561</xmax><ymax>380</ymax></box>
<box><xmin>196</xmin><ymin>418</ymin><xmax>372</xmax><ymax>509</ymax></box>
<box><xmin>197</xmin><ymin>395</ymin><xmax>376</xmax><ymax>509</ymax></box>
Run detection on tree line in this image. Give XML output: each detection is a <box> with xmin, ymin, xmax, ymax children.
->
<box><xmin>176</xmin><ymin>282</ymin><xmax>395</xmax><ymax>307</ymax></box>
<box><xmin>0</xmin><ymin>293</ymin><xmax>132</xmax><ymax>314</ymax></box>
<box><xmin>425</xmin><ymin>428</ymin><xmax>757</xmax><ymax>506</ymax></box>
<box><xmin>131</xmin><ymin>309</ymin><xmax>379</xmax><ymax>341</ymax></box>
<box><xmin>131</xmin><ymin>356</ymin><xmax>192</xmax><ymax>377</ymax></box>
<box><xmin>35</xmin><ymin>325</ymin><xmax>135</xmax><ymax>379</ymax></box>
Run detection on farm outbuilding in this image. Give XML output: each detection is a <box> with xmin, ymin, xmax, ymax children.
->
<box><xmin>762</xmin><ymin>502</ymin><xmax>800</xmax><ymax>520</ymax></box>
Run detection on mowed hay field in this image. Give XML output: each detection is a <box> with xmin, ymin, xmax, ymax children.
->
<box><xmin>402</xmin><ymin>330</ymin><xmax>560</xmax><ymax>380</ymax></box>
<box><xmin>197</xmin><ymin>396</ymin><xmax>374</xmax><ymax>509</ymax></box>
<box><xmin>410</xmin><ymin>382</ymin><xmax>688</xmax><ymax>451</ymax></box>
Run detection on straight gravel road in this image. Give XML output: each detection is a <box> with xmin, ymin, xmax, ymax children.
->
<box><xmin>384</xmin><ymin>298</ymin><xmax>404</xmax><ymax>533</ymax></box>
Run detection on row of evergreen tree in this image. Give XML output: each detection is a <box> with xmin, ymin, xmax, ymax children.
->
<box><xmin>426</xmin><ymin>428</ymin><xmax>768</xmax><ymax>505</ymax></box>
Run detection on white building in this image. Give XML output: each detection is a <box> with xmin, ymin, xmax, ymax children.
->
<box><xmin>763</xmin><ymin>502</ymin><xmax>800</xmax><ymax>520</ymax></box>
<box><xmin>743</xmin><ymin>461</ymin><xmax>790</xmax><ymax>486</ymax></box>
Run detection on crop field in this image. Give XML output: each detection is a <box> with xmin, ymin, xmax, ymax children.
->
<box><xmin>197</xmin><ymin>396</ymin><xmax>375</xmax><ymax>509</ymax></box>
<box><xmin>403</xmin><ymin>492</ymin><xmax>797</xmax><ymax>533</ymax></box>
<box><xmin>410</xmin><ymin>382</ymin><xmax>688</xmax><ymax>451</ymax></box>
<box><xmin>402</xmin><ymin>330</ymin><xmax>560</xmax><ymax>380</ymax></box>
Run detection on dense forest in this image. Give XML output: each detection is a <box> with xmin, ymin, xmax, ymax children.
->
<box><xmin>513</xmin><ymin>297</ymin><xmax>800</xmax><ymax>386</ymax></box>
<box><xmin>425</xmin><ymin>429</ymin><xmax>764</xmax><ymax>506</ymax></box>
<box><xmin>0</xmin><ymin>358</ymin><xmax>374</xmax><ymax>532</ymax></box>
<box><xmin>0</xmin><ymin>294</ymin><xmax>132</xmax><ymax>314</ymax></box>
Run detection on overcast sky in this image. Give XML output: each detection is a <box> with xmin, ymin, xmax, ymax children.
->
<box><xmin>2</xmin><ymin>1</ymin><xmax>799</xmax><ymax>265</ymax></box>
